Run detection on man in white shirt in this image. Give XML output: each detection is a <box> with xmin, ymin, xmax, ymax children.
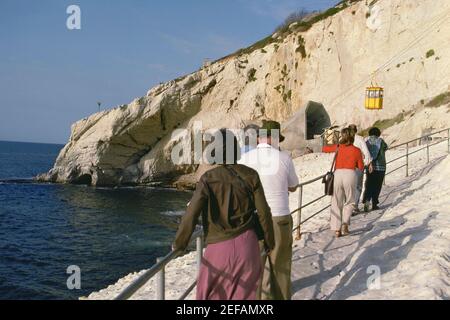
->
<box><xmin>348</xmin><ymin>125</ymin><xmax>373</xmax><ymax>212</ymax></box>
<box><xmin>239</xmin><ymin>120</ymin><xmax>299</xmax><ymax>300</ymax></box>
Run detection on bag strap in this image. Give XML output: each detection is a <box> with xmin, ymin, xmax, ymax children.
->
<box><xmin>225</xmin><ymin>165</ymin><xmax>272</xmax><ymax>252</ymax></box>
<box><xmin>223</xmin><ymin>165</ymin><xmax>254</xmax><ymax>202</ymax></box>
<box><xmin>330</xmin><ymin>145</ymin><xmax>339</xmax><ymax>172</ymax></box>
<box><xmin>224</xmin><ymin>165</ymin><xmax>263</xmax><ymax>222</ymax></box>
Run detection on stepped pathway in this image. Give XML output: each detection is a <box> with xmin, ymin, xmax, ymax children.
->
<box><xmin>291</xmin><ymin>155</ymin><xmax>448</xmax><ymax>300</ymax></box>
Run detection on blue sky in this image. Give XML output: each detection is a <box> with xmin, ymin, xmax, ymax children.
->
<box><xmin>0</xmin><ymin>0</ymin><xmax>338</xmax><ymax>144</ymax></box>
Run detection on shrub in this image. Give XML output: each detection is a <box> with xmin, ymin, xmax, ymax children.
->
<box><xmin>425</xmin><ymin>91</ymin><xmax>450</xmax><ymax>108</ymax></box>
<box><xmin>372</xmin><ymin>113</ymin><xmax>405</xmax><ymax>131</ymax></box>
<box><xmin>426</xmin><ymin>49</ymin><xmax>435</xmax><ymax>58</ymax></box>
<box><xmin>274</xmin><ymin>85</ymin><xmax>283</xmax><ymax>93</ymax></box>
<box><xmin>296</xmin><ymin>45</ymin><xmax>306</xmax><ymax>59</ymax></box>
<box><xmin>247</xmin><ymin>68</ymin><xmax>257</xmax><ymax>82</ymax></box>
<box><xmin>215</xmin><ymin>1</ymin><xmax>352</xmax><ymax>61</ymax></box>
<box><xmin>295</xmin><ymin>35</ymin><xmax>307</xmax><ymax>59</ymax></box>
<box><xmin>274</xmin><ymin>9</ymin><xmax>311</xmax><ymax>33</ymax></box>
<box><xmin>231</xmin><ymin>35</ymin><xmax>281</xmax><ymax>58</ymax></box>
<box><xmin>281</xmin><ymin>64</ymin><xmax>288</xmax><ymax>77</ymax></box>
<box><xmin>184</xmin><ymin>78</ymin><xmax>200</xmax><ymax>90</ymax></box>
<box><xmin>283</xmin><ymin>90</ymin><xmax>292</xmax><ymax>102</ymax></box>
<box><xmin>361</xmin><ymin>113</ymin><xmax>404</xmax><ymax>136</ymax></box>
<box><xmin>137</xmin><ymin>97</ymin><xmax>146</xmax><ymax>105</ymax></box>
<box><xmin>306</xmin><ymin>6</ymin><xmax>347</xmax><ymax>26</ymax></box>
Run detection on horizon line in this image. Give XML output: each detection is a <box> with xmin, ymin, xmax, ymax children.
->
<box><xmin>0</xmin><ymin>139</ymin><xmax>65</xmax><ymax>146</ymax></box>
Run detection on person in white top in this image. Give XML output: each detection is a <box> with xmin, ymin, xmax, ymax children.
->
<box><xmin>239</xmin><ymin>120</ymin><xmax>299</xmax><ymax>300</ymax></box>
<box><xmin>348</xmin><ymin>125</ymin><xmax>373</xmax><ymax>212</ymax></box>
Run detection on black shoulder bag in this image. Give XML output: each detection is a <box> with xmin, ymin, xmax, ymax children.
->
<box><xmin>322</xmin><ymin>146</ymin><xmax>339</xmax><ymax>196</ymax></box>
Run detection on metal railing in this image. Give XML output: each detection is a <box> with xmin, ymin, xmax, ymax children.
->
<box><xmin>292</xmin><ymin>127</ymin><xmax>450</xmax><ymax>240</ymax></box>
<box><xmin>385</xmin><ymin>128</ymin><xmax>450</xmax><ymax>176</ymax></box>
<box><xmin>114</xmin><ymin>229</ymin><xmax>203</xmax><ymax>300</ymax></box>
<box><xmin>115</xmin><ymin>127</ymin><xmax>450</xmax><ymax>300</ymax></box>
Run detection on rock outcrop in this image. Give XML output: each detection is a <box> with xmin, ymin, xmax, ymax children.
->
<box><xmin>39</xmin><ymin>0</ymin><xmax>450</xmax><ymax>186</ymax></box>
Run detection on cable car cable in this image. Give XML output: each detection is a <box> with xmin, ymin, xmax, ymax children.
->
<box><xmin>329</xmin><ymin>9</ymin><xmax>450</xmax><ymax>109</ymax></box>
<box><xmin>325</xmin><ymin>6</ymin><xmax>450</xmax><ymax>110</ymax></box>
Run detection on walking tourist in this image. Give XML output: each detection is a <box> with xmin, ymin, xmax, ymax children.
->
<box><xmin>363</xmin><ymin>127</ymin><xmax>388</xmax><ymax>211</ymax></box>
<box><xmin>322</xmin><ymin>128</ymin><xmax>364</xmax><ymax>237</ymax></box>
<box><xmin>173</xmin><ymin>129</ymin><xmax>275</xmax><ymax>300</ymax></box>
<box><xmin>239</xmin><ymin>120</ymin><xmax>299</xmax><ymax>300</ymax></box>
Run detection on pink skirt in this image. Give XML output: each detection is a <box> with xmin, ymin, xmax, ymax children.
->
<box><xmin>196</xmin><ymin>229</ymin><xmax>262</xmax><ymax>300</ymax></box>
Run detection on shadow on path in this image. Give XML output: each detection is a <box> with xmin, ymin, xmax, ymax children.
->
<box><xmin>291</xmin><ymin>155</ymin><xmax>446</xmax><ymax>300</ymax></box>
<box><xmin>329</xmin><ymin>211</ymin><xmax>437</xmax><ymax>299</ymax></box>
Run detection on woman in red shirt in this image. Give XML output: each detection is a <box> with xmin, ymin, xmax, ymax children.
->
<box><xmin>323</xmin><ymin>128</ymin><xmax>364</xmax><ymax>237</ymax></box>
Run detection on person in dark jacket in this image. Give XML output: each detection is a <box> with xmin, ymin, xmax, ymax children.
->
<box><xmin>173</xmin><ymin>129</ymin><xmax>275</xmax><ymax>300</ymax></box>
<box><xmin>363</xmin><ymin>127</ymin><xmax>388</xmax><ymax>211</ymax></box>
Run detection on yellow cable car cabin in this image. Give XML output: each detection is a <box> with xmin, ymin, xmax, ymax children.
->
<box><xmin>365</xmin><ymin>87</ymin><xmax>384</xmax><ymax>110</ymax></box>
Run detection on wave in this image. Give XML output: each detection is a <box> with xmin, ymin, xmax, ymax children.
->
<box><xmin>161</xmin><ymin>210</ymin><xmax>185</xmax><ymax>217</ymax></box>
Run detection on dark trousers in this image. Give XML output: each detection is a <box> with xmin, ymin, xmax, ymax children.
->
<box><xmin>363</xmin><ymin>170</ymin><xmax>385</xmax><ymax>206</ymax></box>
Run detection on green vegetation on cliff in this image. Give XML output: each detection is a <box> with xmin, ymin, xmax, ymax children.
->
<box><xmin>216</xmin><ymin>0</ymin><xmax>360</xmax><ymax>62</ymax></box>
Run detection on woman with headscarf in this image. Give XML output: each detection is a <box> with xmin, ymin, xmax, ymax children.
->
<box><xmin>173</xmin><ymin>129</ymin><xmax>275</xmax><ymax>300</ymax></box>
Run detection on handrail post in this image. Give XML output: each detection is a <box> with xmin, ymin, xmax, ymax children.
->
<box><xmin>426</xmin><ymin>135</ymin><xmax>430</xmax><ymax>164</ymax></box>
<box><xmin>405</xmin><ymin>143</ymin><xmax>409</xmax><ymax>177</ymax></box>
<box><xmin>295</xmin><ymin>185</ymin><xmax>303</xmax><ymax>240</ymax></box>
<box><xmin>156</xmin><ymin>257</ymin><xmax>165</xmax><ymax>300</ymax></box>
<box><xmin>448</xmin><ymin>129</ymin><xmax>450</xmax><ymax>154</ymax></box>
<box><xmin>196</xmin><ymin>235</ymin><xmax>203</xmax><ymax>276</ymax></box>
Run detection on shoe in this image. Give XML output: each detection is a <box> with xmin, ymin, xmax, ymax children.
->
<box><xmin>335</xmin><ymin>231</ymin><xmax>341</xmax><ymax>238</ymax></box>
<box><xmin>352</xmin><ymin>208</ymin><xmax>360</xmax><ymax>216</ymax></box>
<box><xmin>363</xmin><ymin>201</ymin><xmax>370</xmax><ymax>212</ymax></box>
<box><xmin>372</xmin><ymin>205</ymin><xmax>380</xmax><ymax>210</ymax></box>
<box><xmin>341</xmin><ymin>224</ymin><xmax>350</xmax><ymax>236</ymax></box>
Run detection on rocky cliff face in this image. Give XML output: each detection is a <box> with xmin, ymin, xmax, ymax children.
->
<box><xmin>39</xmin><ymin>0</ymin><xmax>450</xmax><ymax>186</ymax></box>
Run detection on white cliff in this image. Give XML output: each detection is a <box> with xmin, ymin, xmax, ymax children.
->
<box><xmin>39</xmin><ymin>0</ymin><xmax>450</xmax><ymax>186</ymax></box>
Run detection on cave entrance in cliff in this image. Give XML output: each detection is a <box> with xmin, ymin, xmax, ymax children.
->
<box><xmin>74</xmin><ymin>174</ymin><xmax>92</xmax><ymax>186</ymax></box>
<box><xmin>305</xmin><ymin>101</ymin><xmax>331</xmax><ymax>140</ymax></box>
